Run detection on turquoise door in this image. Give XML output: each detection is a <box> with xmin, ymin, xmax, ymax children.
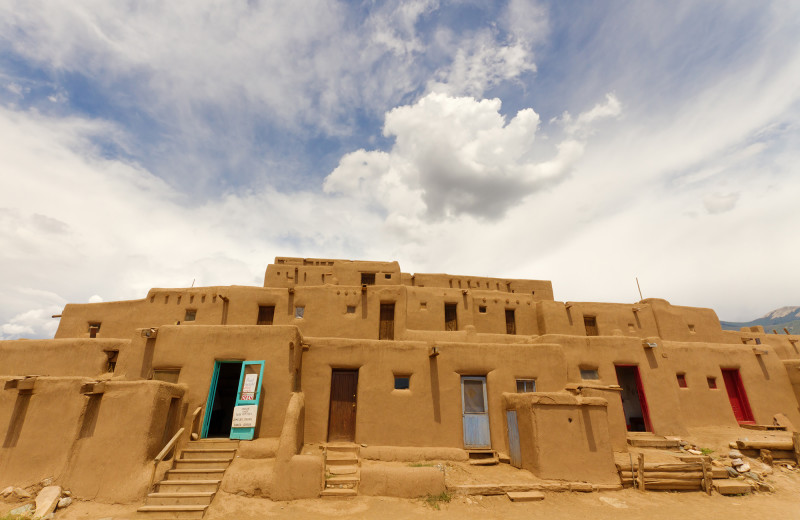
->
<box><xmin>230</xmin><ymin>361</ymin><xmax>265</xmax><ymax>440</ymax></box>
<box><xmin>462</xmin><ymin>376</ymin><xmax>491</xmax><ymax>448</ymax></box>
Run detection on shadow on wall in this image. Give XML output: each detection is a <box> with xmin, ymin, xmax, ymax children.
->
<box><xmin>3</xmin><ymin>392</ymin><xmax>31</xmax><ymax>448</ymax></box>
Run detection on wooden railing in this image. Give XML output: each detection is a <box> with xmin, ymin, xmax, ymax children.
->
<box><xmin>147</xmin><ymin>405</ymin><xmax>205</xmax><ymax>492</ymax></box>
<box><xmin>149</xmin><ymin>427</ymin><xmax>185</xmax><ymax>492</ymax></box>
<box><xmin>190</xmin><ymin>406</ymin><xmax>203</xmax><ymax>440</ymax></box>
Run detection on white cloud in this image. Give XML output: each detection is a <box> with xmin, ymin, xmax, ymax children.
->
<box><xmin>325</xmin><ymin>92</ymin><xmax>616</xmax><ymax>221</ymax></box>
<box><xmin>702</xmin><ymin>192</ymin><xmax>740</xmax><ymax>214</ymax></box>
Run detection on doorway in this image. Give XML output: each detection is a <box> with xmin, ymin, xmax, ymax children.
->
<box><xmin>328</xmin><ymin>370</ymin><xmax>359</xmax><ymax>442</ymax></box>
<box><xmin>202</xmin><ymin>361</ymin><xmax>243</xmax><ymax>438</ymax></box>
<box><xmin>462</xmin><ymin>376</ymin><xmax>491</xmax><ymax>448</ymax></box>
<box><xmin>721</xmin><ymin>369</ymin><xmax>755</xmax><ymax>424</ymax></box>
<box><xmin>615</xmin><ymin>365</ymin><xmax>651</xmax><ymax>432</ymax></box>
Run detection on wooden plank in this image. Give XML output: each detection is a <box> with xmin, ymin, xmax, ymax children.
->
<box><xmin>616</xmin><ymin>462</ymin><xmax>703</xmax><ymax>471</ymax></box>
<box><xmin>793</xmin><ymin>432</ymin><xmax>800</xmax><ymax>465</ymax></box>
<box><xmin>736</xmin><ymin>440</ymin><xmax>793</xmax><ymax>450</ymax></box>
<box><xmin>702</xmin><ymin>458</ymin><xmax>712</xmax><ymax>495</ymax></box>
<box><xmin>637</xmin><ymin>453</ymin><xmax>645</xmax><ymax>492</ymax></box>
<box><xmin>620</xmin><ymin>471</ymin><xmax>703</xmax><ymax>479</ymax></box>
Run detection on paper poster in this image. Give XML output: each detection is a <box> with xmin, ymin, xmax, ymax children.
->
<box><xmin>242</xmin><ymin>373</ymin><xmax>258</xmax><ymax>394</ymax></box>
<box><xmin>232</xmin><ymin>405</ymin><xmax>258</xmax><ymax>428</ymax></box>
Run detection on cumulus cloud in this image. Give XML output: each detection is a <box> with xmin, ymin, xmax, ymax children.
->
<box><xmin>325</xmin><ymin>92</ymin><xmax>619</xmax><ymax>221</ymax></box>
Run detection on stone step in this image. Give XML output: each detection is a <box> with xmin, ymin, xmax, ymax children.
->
<box><xmin>325</xmin><ymin>475</ymin><xmax>359</xmax><ymax>489</ymax></box>
<box><xmin>326</xmin><ymin>444</ymin><xmax>360</xmax><ymax>453</ymax></box>
<box><xmin>506</xmin><ymin>491</ymin><xmax>545</xmax><ymax>502</ymax></box>
<box><xmin>320</xmin><ymin>488</ymin><xmax>357</xmax><ymax>498</ymax></box>
<box><xmin>326</xmin><ymin>452</ymin><xmax>359</xmax><ymax>465</ymax></box>
<box><xmin>137</xmin><ymin>505</ymin><xmax>207</xmax><ymax>519</ymax></box>
<box><xmin>137</xmin><ymin>504</ymin><xmax>208</xmax><ymax>519</ymax></box>
<box><xmin>181</xmin><ymin>449</ymin><xmax>237</xmax><ymax>460</ymax></box>
<box><xmin>713</xmin><ymin>479</ymin><xmax>752</xmax><ymax>496</ymax></box>
<box><xmin>145</xmin><ymin>492</ymin><xmax>215</xmax><ymax>506</ymax></box>
<box><xmin>327</xmin><ymin>464</ymin><xmax>358</xmax><ymax>475</ymax></box>
<box><xmin>157</xmin><ymin>480</ymin><xmax>221</xmax><ymax>493</ymax></box>
<box><xmin>174</xmin><ymin>458</ymin><xmax>233</xmax><ymax>470</ymax></box>
<box><xmin>469</xmin><ymin>456</ymin><xmax>499</xmax><ymax>466</ymax></box>
<box><xmin>626</xmin><ymin>435</ymin><xmax>681</xmax><ymax>448</ymax></box>
<box><xmin>166</xmin><ymin>469</ymin><xmax>226</xmax><ymax>480</ymax></box>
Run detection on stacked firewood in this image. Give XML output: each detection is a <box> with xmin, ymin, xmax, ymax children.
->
<box><xmin>617</xmin><ymin>454</ymin><xmax>713</xmax><ymax>493</ymax></box>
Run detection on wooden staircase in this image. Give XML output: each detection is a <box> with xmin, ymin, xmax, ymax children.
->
<box><xmin>321</xmin><ymin>444</ymin><xmax>360</xmax><ymax>497</ymax></box>
<box><xmin>138</xmin><ymin>438</ymin><xmax>238</xmax><ymax>519</ymax></box>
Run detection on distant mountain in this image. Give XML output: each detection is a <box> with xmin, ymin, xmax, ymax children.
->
<box><xmin>721</xmin><ymin>306</ymin><xmax>800</xmax><ymax>333</ymax></box>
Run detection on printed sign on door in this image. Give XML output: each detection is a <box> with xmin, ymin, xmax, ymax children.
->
<box><xmin>241</xmin><ymin>373</ymin><xmax>258</xmax><ymax>401</ymax></box>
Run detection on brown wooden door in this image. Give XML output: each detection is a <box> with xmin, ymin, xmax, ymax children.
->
<box><xmin>327</xmin><ymin>370</ymin><xmax>359</xmax><ymax>442</ymax></box>
<box><xmin>379</xmin><ymin>303</ymin><xmax>395</xmax><ymax>340</ymax></box>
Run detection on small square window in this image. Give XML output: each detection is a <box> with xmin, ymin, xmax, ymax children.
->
<box><xmin>755</xmin><ymin>338</ymin><xmax>762</xmax><ymax>345</ymax></box>
<box><xmin>584</xmin><ymin>316</ymin><xmax>598</xmax><ymax>336</ymax></box>
<box><xmin>361</xmin><ymin>273</ymin><xmax>376</xmax><ymax>285</ymax></box>
<box><xmin>688</xmin><ymin>324</ymin><xmax>696</xmax><ymax>333</ymax></box>
<box><xmin>479</xmin><ymin>305</ymin><xmax>487</xmax><ymax>313</ymax></box>
<box><xmin>394</xmin><ymin>375</ymin><xmax>410</xmax><ymax>390</ymax></box>
<box><xmin>580</xmin><ymin>369</ymin><xmax>599</xmax><ymax>380</ymax></box>
<box><xmin>88</xmin><ymin>322</ymin><xmax>101</xmax><ymax>338</ymax></box>
<box><xmin>420</xmin><ymin>302</ymin><xmax>427</xmax><ymax>310</ymax></box>
<box><xmin>677</xmin><ymin>373</ymin><xmax>687</xmax><ymax>388</ymax></box>
<box><xmin>295</xmin><ymin>306</ymin><xmax>305</xmax><ymax>319</ymax></box>
<box><xmin>184</xmin><ymin>309</ymin><xmax>197</xmax><ymax>321</ymax></box>
<box><xmin>385</xmin><ymin>273</ymin><xmax>392</xmax><ymax>279</ymax></box>
<box><xmin>516</xmin><ymin>379</ymin><xmax>536</xmax><ymax>392</ymax></box>
<box><xmin>707</xmin><ymin>377</ymin><xmax>717</xmax><ymax>389</ymax></box>
<box><xmin>346</xmin><ymin>305</ymin><xmax>356</xmax><ymax>314</ymax></box>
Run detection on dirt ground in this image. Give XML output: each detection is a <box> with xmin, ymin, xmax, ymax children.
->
<box><xmin>4</xmin><ymin>427</ymin><xmax>800</xmax><ymax>519</ymax></box>
<box><xmin>5</xmin><ymin>484</ymin><xmax>800</xmax><ymax>520</ymax></box>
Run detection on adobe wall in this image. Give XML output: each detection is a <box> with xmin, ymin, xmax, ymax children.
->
<box><xmin>661</xmin><ymin>342</ymin><xmax>800</xmax><ymax>428</ymax></box>
<box><xmin>504</xmin><ymin>392</ymin><xmax>618</xmax><ymax>483</ymax></box>
<box><xmin>300</xmin><ymin>338</ymin><xmax>567</xmax><ymax>453</ymax></box>
<box><xmin>545</xmin><ymin>334</ymin><xmax>687</xmax><ymax>437</ymax></box>
<box><xmin>0</xmin><ymin>339</ymin><xmax>127</xmax><ymax>377</ymax></box>
<box><xmin>147</xmin><ymin>325</ymin><xmax>303</xmax><ymax>439</ymax></box>
<box><xmin>0</xmin><ymin>378</ymin><xmax>181</xmax><ymax>502</ymax></box>
<box><xmin>265</xmin><ymin>258</ymin><xmax>401</xmax><ymax>288</ymax></box>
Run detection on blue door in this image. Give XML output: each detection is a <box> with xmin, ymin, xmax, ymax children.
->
<box><xmin>462</xmin><ymin>376</ymin><xmax>491</xmax><ymax>448</ymax></box>
<box><xmin>506</xmin><ymin>410</ymin><xmax>522</xmax><ymax>468</ymax></box>
<box><xmin>230</xmin><ymin>361</ymin><xmax>265</xmax><ymax>440</ymax></box>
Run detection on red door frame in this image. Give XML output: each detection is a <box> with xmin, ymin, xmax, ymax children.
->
<box><xmin>616</xmin><ymin>364</ymin><xmax>653</xmax><ymax>432</ymax></box>
<box><xmin>721</xmin><ymin>368</ymin><xmax>755</xmax><ymax>425</ymax></box>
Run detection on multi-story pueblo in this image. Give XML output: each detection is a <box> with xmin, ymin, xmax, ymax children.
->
<box><xmin>2</xmin><ymin>257</ymin><xmax>799</xmax><ymax>517</ymax></box>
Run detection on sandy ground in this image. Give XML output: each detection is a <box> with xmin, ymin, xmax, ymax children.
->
<box><xmin>6</xmin><ymin>484</ymin><xmax>800</xmax><ymax>520</ymax></box>
<box><xmin>4</xmin><ymin>427</ymin><xmax>799</xmax><ymax>519</ymax></box>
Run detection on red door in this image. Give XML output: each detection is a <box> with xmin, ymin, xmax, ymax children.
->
<box><xmin>721</xmin><ymin>369</ymin><xmax>755</xmax><ymax>424</ymax></box>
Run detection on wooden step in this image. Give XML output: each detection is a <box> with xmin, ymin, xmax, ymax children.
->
<box><xmin>157</xmin><ymin>480</ymin><xmax>221</xmax><ymax>493</ymax></box>
<box><xmin>137</xmin><ymin>504</ymin><xmax>208</xmax><ymax>519</ymax></box>
<box><xmin>146</xmin><ymin>492</ymin><xmax>215</xmax><ymax>506</ymax></box>
<box><xmin>166</xmin><ymin>469</ymin><xmax>226</xmax><ymax>480</ymax></box>
<box><xmin>181</xmin><ymin>448</ymin><xmax>237</xmax><ymax>460</ymax></box>
<box><xmin>627</xmin><ymin>435</ymin><xmax>681</xmax><ymax>448</ymax></box>
<box><xmin>187</xmin><ymin>439</ymin><xmax>239</xmax><ymax>449</ymax></box>
<box><xmin>320</xmin><ymin>488</ymin><xmax>357</xmax><ymax>497</ymax></box>
<box><xmin>174</xmin><ymin>458</ymin><xmax>233</xmax><ymax>470</ymax></box>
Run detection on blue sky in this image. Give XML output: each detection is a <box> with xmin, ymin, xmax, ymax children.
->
<box><xmin>1</xmin><ymin>1</ymin><xmax>799</xmax><ymax>338</ymax></box>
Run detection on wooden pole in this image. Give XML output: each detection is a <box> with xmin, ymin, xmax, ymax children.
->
<box><xmin>793</xmin><ymin>432</ymin><xmax>800</xmax><ymax>465</ymax></box>
<box><xmin>637</xmin><ymin>453</ymin><xmax>645</xmax><ymax>492</ymax></box>
<box><xmin>702</xmin><ymin>458</ymin><xmax>712</xmax><ymax>495</ymax></box>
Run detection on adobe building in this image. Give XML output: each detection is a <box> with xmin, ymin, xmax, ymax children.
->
<box><xmin>2</xmin><ymin>257</ymin><xmax>800</xmax><ymax>514</ymax></box>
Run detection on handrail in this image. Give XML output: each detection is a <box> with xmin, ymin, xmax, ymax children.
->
<box><xmin>190</xmin><ymin>406</ymin><xmax>202</xmax><ymax>439</ymax></box>
<box><xmin>149</xmin><ymin>427</ymin><xmax>185</xmax><ymax>492</ymax></box>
